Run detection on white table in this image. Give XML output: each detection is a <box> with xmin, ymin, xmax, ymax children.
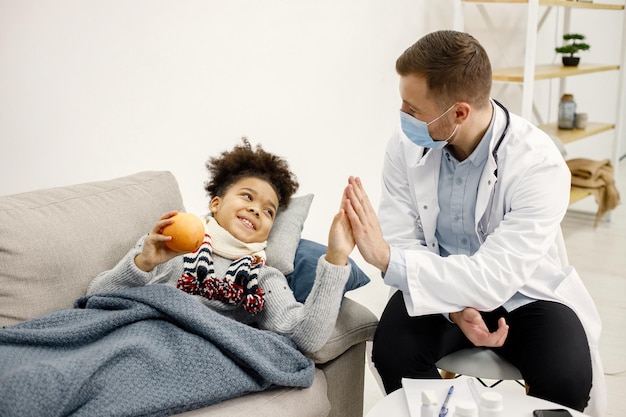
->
<box><xmin>366</xmin><ymin>376</ymin><xmax>590</xmax><ymax>417</ymax></box>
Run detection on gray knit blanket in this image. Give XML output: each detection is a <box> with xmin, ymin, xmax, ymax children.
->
<box><xmin>0</xmin><ymin>285</ymin><xmax>315</xmax><ymax>417</ymax></box>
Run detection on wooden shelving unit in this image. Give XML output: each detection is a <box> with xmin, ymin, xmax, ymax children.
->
<box><xmin>454</xmin><ymin>0</ymin><xmax>625</xmax><ymax>208</ymax></box>
<box><xmin>538</xmin><ymin>122</ymin><xmax>615</xmax><ymax>144</ymax></box>
<box><xmin>570</xmin><ymin>186</ymin><xmax>592</xmax><ymax>205</ymax></box>
<box><xmin>492</xmin><ymin>63</ymin><xmax>620</xmax><ymax>82</ymax></box>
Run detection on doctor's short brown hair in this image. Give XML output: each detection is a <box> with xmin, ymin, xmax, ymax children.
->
<box><xmin>396</xmin><ymin>30</ymin><xmax>492</xmax><ymax>111</ymax></box>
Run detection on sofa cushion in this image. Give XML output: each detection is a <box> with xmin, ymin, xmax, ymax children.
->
<box><xmin>176</xmin><ymin>368</ymin><xmax>330</xmax><ymax>417</ymax></box>
<box><xmin>0</xmin><ymin>171</ymin><xmax>184</xmax><ymax>327</ymax></box>
<box><xmin>286</xmin><ymin>239</ymin><xmax>371</xmax><ymax>303</ymax></box>
<box><xmin>265</xmin><ymin>193</ymin><xmax>314</xmax><ymax>275</ymax></box>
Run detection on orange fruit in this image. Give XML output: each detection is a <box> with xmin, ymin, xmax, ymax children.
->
<box><xmin>161</xmin><ymin>212</ymin><xmax>205</xmax><ymax>253</ymax></box>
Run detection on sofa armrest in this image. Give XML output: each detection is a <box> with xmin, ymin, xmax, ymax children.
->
<box><xmin>308</xmin><ymin>297</ymin><xmax>378</xmax><ymax>364</ymax></box>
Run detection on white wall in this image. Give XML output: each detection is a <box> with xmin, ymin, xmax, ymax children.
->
<box><xmin>0</xmin><ymin>0</ymin><xmax>430</xmax><ymax>245</ymax></box>
<box><xmin>1</xmin><ymin>1</ymin><xmax>623</xmax><ymax>240</ymax></box>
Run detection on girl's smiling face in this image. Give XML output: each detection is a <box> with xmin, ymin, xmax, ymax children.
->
<box><xmin>209</xmin><ymin>176</ymin><xmax>279</xmax><ymax>243</ymax></box>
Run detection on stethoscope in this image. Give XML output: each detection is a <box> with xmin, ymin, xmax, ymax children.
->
<box><xmin>415</xmin><ymin>99</ymin><xmax>511</xmax><ymax>238</ymax></box>
<box><xmin>478</xmin><ymin>99</ymin><xmax>511</xmax><ymax>239</ymax></box>
<box><xmin>491</xmin><ymin>99</ymin><xmax>511</xmax><ymax>178</ymax></box>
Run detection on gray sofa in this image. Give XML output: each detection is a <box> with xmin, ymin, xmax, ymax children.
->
<box><xmin>0</xmin><ymin>171</ymin><xmax>379</xmax><ymax>417</ymax></box>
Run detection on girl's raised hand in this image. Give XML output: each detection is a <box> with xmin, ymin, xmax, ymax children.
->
<box><xmin>325</xmin><ymin>207</ymin><xmax>355</xmax><ymax>266</ymax></box>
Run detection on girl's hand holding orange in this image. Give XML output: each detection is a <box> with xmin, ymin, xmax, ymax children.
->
<box><xmin>134</xmin><ymin>211</ymin><xmax>204</xmax><ymax>272</ymax></box>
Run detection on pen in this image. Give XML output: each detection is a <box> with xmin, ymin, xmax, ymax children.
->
<box><xmin>439</xmin><ymin>385</ymin><xmax>454</xmax><ymax>417</ymax></box>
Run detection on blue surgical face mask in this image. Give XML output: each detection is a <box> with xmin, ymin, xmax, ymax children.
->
<box><xmin>400</xmin><ymin>103</ymin><xmax>458</xmax><ymax>149</ymax></box>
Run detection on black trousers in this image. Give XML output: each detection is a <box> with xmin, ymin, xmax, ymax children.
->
<box><xmin>372</xmin><ymin>291</ymin><xmax>592</xmax><ymax>412</ymax></box>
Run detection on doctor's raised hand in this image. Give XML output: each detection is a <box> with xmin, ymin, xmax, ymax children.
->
<box><xmin>342</xmin><ymin>176</ymin><xmax>390</xmax><ymax>274</ymax></box>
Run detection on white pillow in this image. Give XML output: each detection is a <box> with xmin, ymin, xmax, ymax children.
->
<box><xmin>265</xmin><ymin>194</ymin><xmax>314</xmax><ymax>275</ymax></box>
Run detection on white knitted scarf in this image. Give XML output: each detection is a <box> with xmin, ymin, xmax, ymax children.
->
<box><xmin>204</xmin><ymin>216</ymin><xmax>267</xmax><ymax>260</ymax></box>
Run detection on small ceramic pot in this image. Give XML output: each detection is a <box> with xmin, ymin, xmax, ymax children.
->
<box><xmin>562</xmin><ymin>56</ymin><xmax>580</xmax><ymax>67</ymax></box>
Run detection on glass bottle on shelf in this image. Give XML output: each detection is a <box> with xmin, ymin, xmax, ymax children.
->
<box><xmin>558</xmin><ymin>93</ymin><xmax>577</xmax><ymax>130</ymax></box>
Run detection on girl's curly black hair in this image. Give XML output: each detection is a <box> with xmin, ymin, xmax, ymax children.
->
<box><xmin>204</xmin><ymin>137</ymin><xmax>299</xmax><ymax>208</ymax></box>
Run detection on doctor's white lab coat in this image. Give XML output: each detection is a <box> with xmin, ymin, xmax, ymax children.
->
<box><xmin>378</xmin><ymin>102</ymin><xmax>606</xmax><ymax>417</ymax></box>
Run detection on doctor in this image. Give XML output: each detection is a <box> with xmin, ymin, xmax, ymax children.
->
<box><xmin>342</xmin><ymin>30</ymin><xmax>605</xmax><ymax>416</ymax></box>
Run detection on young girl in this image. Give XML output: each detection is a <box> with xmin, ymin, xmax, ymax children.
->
<box><xmin>87</xmin><ymin>138</ymin><xmax>355</xmax><ymax>354</ymax></box>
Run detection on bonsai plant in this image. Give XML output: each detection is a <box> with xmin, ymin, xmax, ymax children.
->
<box><xmin>555</xmin><ymin>33</ymin><xmax>590</xmax><ymax>67</ymax></box>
